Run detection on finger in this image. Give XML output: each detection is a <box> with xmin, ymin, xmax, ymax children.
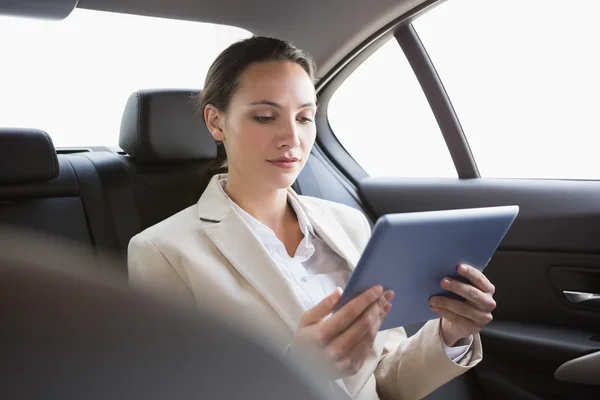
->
<box><xmin>334</xmin><ymin>302</ymin><xmax>390</xmax><ymax>377</ymax></box>
<box><xmin>335</xmin><ymin>335</ymin><xmax>373</xmax><ymax>376</ymax></box>
<box><xmin>432</xmin><ymin>307</ymin><xmax>479</xmax><ymax>335</ymax></box>
<box><xmin>324</xmin><ymin>285</ymin><xmax>384</xmax><ymax>339</ymax></box>
<box><xmin>300</xmin><ymin>287</ymin><xmax>343</xmax><ymax>327</ymax></box>
<box><xmin>440</xmin><ymin>278</ymin><xmax>496</xmax><ymax>312</ymax></box>
<box><xmin>457</xmin><ymin>264</ymin><xmax>495</xmax><ymax>294</ymax></box>
<box><xmin>430</xmin><ymin>296</ymin><xmax>492</xmax><ymax>326</ymax></box>
<box><xmin>327</xmin><ymin>291</ymin><xmax>393</xmax><ymax>360</ymax></box>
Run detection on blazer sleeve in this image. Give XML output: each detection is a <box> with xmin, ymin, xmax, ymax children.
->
<box><xmin>375</xmin><ymin>320</ymin><xmax>482</xmax><ymax>400</ymax></box>
<box><xmin>352</xmin><ymin>209</ymin><xmax>483</xmax><ymax>399</ymax></box>
<box><xmin>128</xmin><ymin>233</ymin><xmax>196</xmax><ymax>306</ymax></box>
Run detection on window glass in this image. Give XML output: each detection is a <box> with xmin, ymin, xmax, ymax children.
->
<box><xmin>0</xmin><ymin>9</ymin><xmax>251</xmax><ymax>147</ymax></box>
<box><xmin>327</xmin><ymin>38</ymin><xmax>457</xmax><ymax>178</ymax></box>
<box><xmin>415</xmin><ymin>0</ymin><xmax>600</xmax><ymax>179</ymax></box>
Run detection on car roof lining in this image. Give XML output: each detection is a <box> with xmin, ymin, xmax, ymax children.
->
<box><xmin>76</xmin><ymin>0</ymin><xmax>434</xmax><ymax>81</ymax></box>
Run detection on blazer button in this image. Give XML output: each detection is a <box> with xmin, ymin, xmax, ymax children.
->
<box><xmin>301</xmin><ymin>276</ymin><xmax>309</xmax><ymax>283</ymax></box>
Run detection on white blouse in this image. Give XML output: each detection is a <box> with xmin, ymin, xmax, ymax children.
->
<box><xmin>221</xmin><ymin>179</ymin><xmax>472</xmax><ymax>362</ymax></box>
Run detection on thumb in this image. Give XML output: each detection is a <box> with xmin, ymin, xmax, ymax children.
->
<box><xmin>300</xmin><ymin>287</ymin><xmax>343</xmax><ymax>327</ymax></box>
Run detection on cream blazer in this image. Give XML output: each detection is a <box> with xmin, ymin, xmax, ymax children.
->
<box><xmin>128</xmin><ymin>174</ymin><xmax>482</xmax><ymax>400</ymax></box>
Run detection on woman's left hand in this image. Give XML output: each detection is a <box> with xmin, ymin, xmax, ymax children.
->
<box><xmin>429</xmin><ymin>264</ymin><xmax>496</xmax><ymax>347</ymax></box>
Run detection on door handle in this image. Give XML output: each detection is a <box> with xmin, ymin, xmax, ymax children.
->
<box><xmin>563</xmin><ymin>291</ymin><xmax>600</xmax><ymax>308</ymax></box>
<box><xmin>554</xmin><ymin>351</ymin><xmax>600</xmax><ymax>386</ymax></box>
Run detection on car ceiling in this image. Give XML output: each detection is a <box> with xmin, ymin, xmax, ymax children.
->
<box><xmin>76</xmin><ymin>0</ymin><xmax>432</xmax><ymax>80</ymax></box>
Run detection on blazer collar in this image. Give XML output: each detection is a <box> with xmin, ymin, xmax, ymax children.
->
<box><xmin>196</xmin><ymin>174</ymin><xmax>235</xmax><ymax>223</ymax></box>
<box><xmin>196</xmin><ymin>174</ymin><xmax>361</xmax><ymax>332</ymax></box>
<box><xmin>287</xmin><ymin>189</ymin><xmax>361</xmax><ymax>271</ymax></box>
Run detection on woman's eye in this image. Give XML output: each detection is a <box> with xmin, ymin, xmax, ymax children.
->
<box><xmin>253</xmin><ymin>116</ymin><xmax>276</xmax><ymax>123</ymax></box>
<box><xmin>297</xmin><ymin>116</ymin><xmax>314</xmax><ymax>124</ymax></box>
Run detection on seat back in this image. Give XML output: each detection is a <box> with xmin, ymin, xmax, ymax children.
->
<box><xmin>0</xmin><ymin>128</ymin><xmax>130</xmax><ymax>275</ymax></box>
<box><xmin>116</xmin><ymin>89</ymin><xmax>216</xmax><ymax>229</ymax></box>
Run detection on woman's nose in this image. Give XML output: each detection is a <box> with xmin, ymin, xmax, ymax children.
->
<box><xmin>278</xmin><ymin>120</ymin><xmax>300</xmax><ymax>149</ymax></box>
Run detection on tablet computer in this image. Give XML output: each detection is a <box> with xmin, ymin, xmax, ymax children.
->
<box><xmin>334</xmin><ymin>205</ymin><xmax>519</xmax><ymax>331</ymax></box>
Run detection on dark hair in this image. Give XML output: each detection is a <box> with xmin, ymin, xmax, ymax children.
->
<box><xmin>196</xmin><ymin>36</ymin><xmax>317</xmax><ymax>176</ymax></box>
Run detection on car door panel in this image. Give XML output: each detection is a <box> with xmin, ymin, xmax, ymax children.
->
<box><xmin>555</xmin><ymin>351</ymin><xmax>600</xmax><ymax>386</ymax></box>
<box><xmin>359</xmin><ymin>178</ymin><xmax>600</xmax><ymax>252</ymax></box>
<box><xmin>356</xmin><ymin>177</ymin><xmax>600</xmax><ymax>399</ymax></box>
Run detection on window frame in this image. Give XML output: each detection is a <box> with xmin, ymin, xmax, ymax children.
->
<box><xmin>315</xmin><ymin>0</ymin><xmax>478</xmax><ymax>184</ymax></box>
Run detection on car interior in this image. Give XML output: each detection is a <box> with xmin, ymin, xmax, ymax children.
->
<box><xmin>1</xmin><ymin>0</ymin><xmax>599</xmax><ymax>399</ymax></box>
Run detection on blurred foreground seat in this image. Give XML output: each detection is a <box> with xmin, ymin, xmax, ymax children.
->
<box><xmin>0</xmin><ymin>227</ymin><xmax>329</xmax><ymax>400</ymax></box>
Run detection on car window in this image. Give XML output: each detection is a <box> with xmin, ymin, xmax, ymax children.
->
<box><xmin>0</xmin><ymin>9</ymin><xmax>251</xmax><ymax>147</ymax></box>
<box><xmin>327</xmin><ymin>38</ymin><xmax>457</xmax><ymax>178</ymax></box>
<box><xmin>415</xmin><ymin>0</ymin><xmax>600</xmax><ymax>179</ymax></box>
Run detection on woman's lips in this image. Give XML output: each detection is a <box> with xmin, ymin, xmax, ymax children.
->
<box><xmin>267</xmin><ymin>158</ymin><xmax>299</xmax><ymax>169</ymax></box>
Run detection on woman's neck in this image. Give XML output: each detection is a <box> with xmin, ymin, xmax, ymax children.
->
<box><xmin>224</xmin><ymin>173</ymin><xmax>291</xmax><ymax>232</ymax></box>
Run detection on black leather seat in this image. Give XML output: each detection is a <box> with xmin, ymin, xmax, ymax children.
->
<box><xmin>0</xmin><ymin>90</ymin><xmax>220</xmax><ymax>278</ymax></box>
<box><xmin>0</xmin><ymin>128</ymin><xmax>86</xmax><ymax>243</ymax></box>
<box><xmin>0</xmin><ymin>128</ymin><xmax>132</xmax><ymax>275</ymax></box>
<box><xmin>114</xmin><ymin>89</ymin><xmax>217</xmax><ymax>230</ymax></box>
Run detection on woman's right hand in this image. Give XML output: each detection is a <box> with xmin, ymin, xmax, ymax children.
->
<box><xmin>289</xmin><ymin>285</ymin><xmax>394</xmax><ymax>379</ymax></box>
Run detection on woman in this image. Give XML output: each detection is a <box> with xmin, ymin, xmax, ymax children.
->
<box><xmin>128</xmin><ymin>36</ymin><xmax>496</xmax><ymax>400</ymax></box>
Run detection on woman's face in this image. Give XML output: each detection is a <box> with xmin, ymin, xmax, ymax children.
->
<box><xmin>206</xmin><ymin>61</ymin><xmax>317</xmax><ymax>191</ymax></box>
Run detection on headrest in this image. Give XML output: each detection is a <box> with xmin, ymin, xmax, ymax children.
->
<box><xmin>0</xmin><ymin>128</ymin><xmax>59</xmax><ymax>184</ymax></box>
<box><xmin>119</xmin><ymin>89</ymin><xmax>217</xmax><ymax>162</ymax></box>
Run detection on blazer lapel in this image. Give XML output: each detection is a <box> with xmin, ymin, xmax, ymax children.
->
<box><xmin>197</xmin><ymin>175</ymin><xmax>306</xmax><ymax>332</ymax></box>
<box><xmin>291</xmin><ymin>191</ymin><xmax>362</xmax><ymax>271</ymax></box>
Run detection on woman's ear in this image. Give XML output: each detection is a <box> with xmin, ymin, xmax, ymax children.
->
<box><xmin>204</xmin><ymin>104</ymin><xmax>225</xmax><ymax>141</ymax></box>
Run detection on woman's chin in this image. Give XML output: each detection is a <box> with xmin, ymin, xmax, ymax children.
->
<box><xmin>269</xmin><ymin>170</ymin><xmax>300</xmax><ymax>190</ymax></box>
